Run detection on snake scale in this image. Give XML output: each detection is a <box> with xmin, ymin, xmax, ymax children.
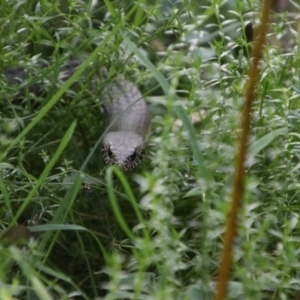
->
<box><xmin>3</xmin><ymin>60</ymin><xmax>150</xmax><ymax>170</ymax></box>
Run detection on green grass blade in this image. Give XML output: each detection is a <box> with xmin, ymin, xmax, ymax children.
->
<box><xmin>9</xmin><ymin>247</ymin><xmax>53</xmax><ymax>300</ymax></box>
<box><xmin>105</xmin><ymin>166</ymin><xmax>136</xmax><ymax>241</ymax></box>
<box><xmin>29</xmin><ymin>224</ymin><xmax>87</xmax><ymax>232</ymax></box>
<box><xmin>111</xmin><ymin>167</ymin><xmax>149</xmax><ymax>240</ymax></box>
<box><xmin>0</xmin><ymin>171</ymin><xmax>11</xmax><ymax>212</ymax></box>
<box><xmin>249</xmin><ymin>127</ymin><xmax>288</xmax><ymax>156</ymax></box>
<box><xmin>37</xmin><ymin>173</ymin><xmax>83</xmax><ymax>255</ymax></box>
<box><xmin>11</xmin><ymin>121</ymin><xmax>77</xmax><ymax>224</ymax></box>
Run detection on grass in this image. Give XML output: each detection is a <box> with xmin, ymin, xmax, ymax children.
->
<box><xmin>0</xmin><ymin>0</ymin><xmax>300</xmax><ymax>299</ymax></box>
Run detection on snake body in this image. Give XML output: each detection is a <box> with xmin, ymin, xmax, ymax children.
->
<box><xmin>3</xmin><ymin>61</ymin><xmax>150</xmax><ymax>170</ymax></box>
<box><xmin>100</xmin><ymin>68</ymin><xmax>150</xmax><ymax>170</ymax></box>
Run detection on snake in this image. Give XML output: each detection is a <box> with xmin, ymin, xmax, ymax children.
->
<box><xmin>2</xmin><ymin>60</ymin><xmax>150</xmax><ymax>170</ymax></box>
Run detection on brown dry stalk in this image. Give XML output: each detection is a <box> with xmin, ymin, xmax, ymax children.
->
<box><xmin>214</xmin><ymin>0</ymin><xmax>272</xmax><ymax>299</ymax></box>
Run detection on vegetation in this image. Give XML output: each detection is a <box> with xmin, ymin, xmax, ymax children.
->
<box><xmin>0</xmin><ymin>0</ymin><xmax>299</xmax><ymax>299</ymax></box>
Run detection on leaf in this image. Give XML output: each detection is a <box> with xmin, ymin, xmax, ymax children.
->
<box><xmin>249</xmin><ymin>127</ymin><xmax>288</xmax><ymax>156</ymax></box>
<box><xmin>29</xmin><ymin>224</ymin><xmax>87</xmax><ymax>232</ymax></box>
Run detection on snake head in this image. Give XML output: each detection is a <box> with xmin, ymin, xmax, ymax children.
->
<box><xmin>102</xmin><ymin>132</ymin><xmax>146</xmax><ymax>170</ymax></box>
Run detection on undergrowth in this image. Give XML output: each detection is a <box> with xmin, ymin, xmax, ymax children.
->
<box><xmin>0</xmin><ymin>0</ymin><xmax>299</xmax><ymax>299</ymax></box>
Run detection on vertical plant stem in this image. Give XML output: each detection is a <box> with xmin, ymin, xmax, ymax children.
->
<box><xmin>214</xmin><ymin>0</ymin><xmax>272</xmax><ymax>299</ymax></box>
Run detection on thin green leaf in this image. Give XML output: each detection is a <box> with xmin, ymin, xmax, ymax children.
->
<box><xmin>249</xmin><ymin>127</ymin><xmax>288</xmax><ymax>156</ymax></box>
<box><xmin>29</xmin><ymin>224</ymin><xmax>87</xmax><ymax>232</ymax></box>
<box><xmin>106</xmin><ymin>166</ymin><xmax>136</xmax><ymax>241</ymax></box>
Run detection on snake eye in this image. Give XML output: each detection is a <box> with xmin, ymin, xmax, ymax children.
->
<box><xmin>107</xmin><ymin>148</ymin><xmax>113</xmax><ymax>158</ymax></box>
<box><xmin>128</xmin><ymin>148</ymin><xmax>145</xmax><ymax>163</ymax></box>
<box><xmin>129</xmin><ymin>151</ymin><xmax>137</xmax><ymax>162</ymax></box>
